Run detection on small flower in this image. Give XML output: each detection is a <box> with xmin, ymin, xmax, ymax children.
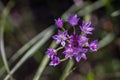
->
<box><xmin>52</xmin><ymin>30</ymin><xmax>68</xmax><ymax>46</ymax></box>
<box><xmin>89</xmin><ymin>40</ymin><xmax>98</xmax><ymax>51</ymax></box>
<box><xmin>75</xmin><ymin>48</ymin><xmax>88</xmax><ymax>62</ymax></box>
<box><xmin>49</xmin><ymin>56</ymin><xmax>60</xmax><ymax>66</ymax></box>
<box><xmin>79</xmin><ymin>35</ymin><xmax>89</xmax><ymax>47</ymax></box>
<box><xmin>68</xmin><ymin>14</ymin><xmax>80</xmax><ymax>26</ymax></box>
<box><xmin>80</xmin><ymin>21</ymin><xmax>94</xmax><ymax>34</ymax></box>
<box><xmin>46</xmin><ymin>48</ymin><xmax>57</xmax><ymax>59</ymax></box>
<box><xmin>63</xmin><ymin>46</ymin><xmax>75</xmax><ymax>59</ymax></box>
<box><xmin>55</xmin><ymin>18</ymin><xmax>63</xmax><ymax>28</ymax></box>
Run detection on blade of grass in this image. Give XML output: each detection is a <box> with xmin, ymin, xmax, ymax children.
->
<box><xmin>0</xmin><ymin>0</ymin><xmax>14</xmax><ymax>80</ymax></box>
<box><xmin>111</xmin><ymin>10</ymin><xmax>120</xmax><ymax>17</ymax></box>
<box><xmin>9</xmin><ymin>26</ymin><xmax>55</xmax><ymax>63</ymax></box>
<box><xmin>0</xmin><ymin>27</ymin><xmax>13</xmax><ymax>80</ymax></box>
<box><xmin>33</xmin><ymin>55</ymin><xmax>49</xmax><ymax>80</ymax></box>
<box><xmin>0</xmin><ymin>26</ymin><xmax>55</xmax><ymax>76</ymax></box>
<box><xmin>4</xmin><ymin>26</ymin><xmax>55</xmax><ymax>80</ymax></box>
<box><xmin>98</xmin><ymin>32</ymin><xmax>115</xmax><ymax>49</ymax></box>
<box><xmin>77</xmin><ymin>0</ymin><xmax>104</xmax><ymax>16</ymax></box>
<box><xmin>33</xmin><ymin>41</ymin><xmax>57</xmax><ymax>80</ymax></box>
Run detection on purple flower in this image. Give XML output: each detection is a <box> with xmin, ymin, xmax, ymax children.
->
<box><xmin>75</xmin><ymin>48</ymin><xmax>88</xmax><ymax>62</ymax></box>
<box><xmin>46</xmin><ymin>48</ymin><xmax>57</xmax><ymax>59</ymax></box>
<box><xmin>80</xmin><ymin>21</ymin><xmax>94</xmax><ymax>34</ymax></box>
<box><xmin>68</xmin><ymin>14</ymin><xmax>80</xmax><ymax>26</ymax></box>
<box><xmin>49</xmin><ymin>56</ymin><xmax>60</xmax><ymax>66</ymax></box>
<box><xmin>63</xmin><ymin>46</ymin><xmax>75</xmax><ymax>59</ymax></box>
<box><xmin>79</xmin><ymin>35</ymin><xmax>89</xmax><ymax>47</ymax></box>
<box><xmin>55</xmin><ymin>18</ymin><xmax>63</xmax><ymax>28</ymax></box>
<box><xmin>89</xmin><ymin>40</ymin><xmax>98</xmax><ymax>51</ymax></box>
<box><xmin>52</xmin><ymin>30</ymin><xmax>68</xmax><ymax>46</ymax></box>
<box><xmin>46</xmin><ymin>14</ymin><xmax>99</xmax><ymax>66</ymax></box>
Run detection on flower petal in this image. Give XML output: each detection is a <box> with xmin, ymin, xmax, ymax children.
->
<box><xmin>52</xmin><ymin>35</ymin><xmax>58</xmax><ymax>39</ymax></box>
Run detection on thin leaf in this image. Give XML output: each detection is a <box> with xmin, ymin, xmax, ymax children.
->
<box><xmin>0</xmin><ymin>26</ymin><xmax>55</xmax><ymax>76</ymax></box>
<box><xmin>33</xmin><ymin>41</ymin><xmax>57</xmax><ymax>80</ymax></box>
<box><xmin>77</xmin><ymin>0</ymin><xmax>104</xmax><ymax>16</ymax></box>
<box><xmin>4</xmin><ymin>26</ymin><xmax>55</xmax><ymax>80</ymax></box>
<box><xmin>59</xmin><ymin>60</ymin><xmax>74</xmax><ymax>80</ymax></box>
<box><xmin>0</xmin><ymin>0</ymin><xmax>14</xmax><ymax>80</ymax></box>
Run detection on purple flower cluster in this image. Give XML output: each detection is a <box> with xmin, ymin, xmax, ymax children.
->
<box><xmin>46</xmin><ymin>14</ymin><xmax>98</xmax><ymax>66</ymax></box>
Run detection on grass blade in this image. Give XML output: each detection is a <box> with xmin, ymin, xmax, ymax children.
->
<box><xmin>0</xmin><ymin>0</ymin><xmax>14</xmax><ymax>79</ymax></box>
<box><xmin>4</xmin><ymin>26</ymin><xmax>55</xmax><ymax>80</ymax></box>
<box><xmin>33</xmin><ymin>41</ymin><xmax>57</xmax><ymax>80</ymax></box>
<box><xmin>59</xmin><ymin>60</ymin><xmax>74</xmax><ymax>80</ymax></box>
<box><xmin>77</xmin><ymin>0</ymin><xmax>104</xmax><ymax>16</ymax></box>
<box><xmin>0</xmin><ymin>26</ymin><xmax>55</xmax><ymax>76</ymax></box>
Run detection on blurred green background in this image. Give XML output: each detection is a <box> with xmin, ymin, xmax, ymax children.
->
<box><xmin>0</xmin><ymin>0</ymin><xmax>120</xmax><ymax>80</ymax></box>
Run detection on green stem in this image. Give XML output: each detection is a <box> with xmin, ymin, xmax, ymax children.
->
<box><xmin>60</xmin><ymin>58</ymin><xmax>68</xmax><ymax>62</ymax></box>
<box><xmin>62</xmin><ymin>27</ymin><xmax>66</xmax><ymax>31</ymax></box>
<box><xmin>33</xmin><ymin>55</ymin><xmax>49</xmax><ymax>80</ymax></box>
<box><xmin>33</xmin><ymin>41</ymin><xmax>57</xmax><ymax>80</ymax></box>
<box><xmin>73</xmin><ymin>26</ymin><xmax>76</xmax><ymax>34</ymax></box>
<box><xmin>59</xmin><ymin>59</ymin><xmax>74</xmax><ymax>80</ymax></box>
<box><xmin>56</xmin><ymin>47</ymin><xmax>64</xmax><ymax>51</ymax></box>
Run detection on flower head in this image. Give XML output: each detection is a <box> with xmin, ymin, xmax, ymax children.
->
<box><xmin>46</xmin><ymin>14</ymin><xmax>98</xmax><ymax>66</ymax></box>
<box><xmin>46</xmin><ymin>48</ymin><xmax>57</xmax><ymax>59</ymax></box>
<box><xmin>55</xmin><ymin>18</ymin><xmax>63</xmax><ymax>28</ymax></box>
<box><xmin>52</xmin><ymin>30</ymin><xmax>68</xmax><ymax>46</ymax></box>
<box><xmin>80</xmin><ymin>21</ymin><xmax>94</xmax><ymax>34</ymax></box>
<box><xmin>49</xmin><ymin>56</ymin><xmax>60</xmax><ymax>66</ymax></box>
<box><xmin>68</xmin><ymin>14</ymin><xmax>80</xmax><ymax>26</ymax></box>
<box><xmin>89</xmin><ymin>40</ymin><xmax>98</xmax><ymax>51</ymax></box>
